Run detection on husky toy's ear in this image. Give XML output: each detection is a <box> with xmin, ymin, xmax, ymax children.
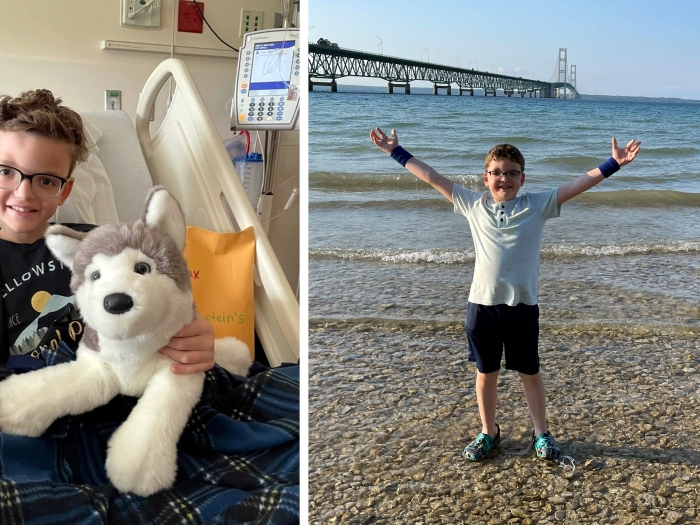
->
<box><xmin>45</xmin><ymin>225</ymin><xmax>88</xmax><ymax>270</ymax></box>
<box><xmin>141</xmin><ymin>186</ymin><xmax>187</xmax><ymax>252</ymax></box>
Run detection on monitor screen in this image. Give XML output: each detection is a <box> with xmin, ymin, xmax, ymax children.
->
<box><xmin>249</xmin><ymin>41</ymin><xmax>295</xmax><ymax>96</ymax></box>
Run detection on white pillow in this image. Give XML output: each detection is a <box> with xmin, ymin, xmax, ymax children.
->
<box><xmin>53</xmin><ymin>118</ymin><xmax>119</xmax><ymax>225</ymax></box>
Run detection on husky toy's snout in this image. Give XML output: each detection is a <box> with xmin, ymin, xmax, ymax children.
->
<box><xmin>103</xmin><ymin>293</ymin><xmax>134</xmax><ymax>314</ymax></box>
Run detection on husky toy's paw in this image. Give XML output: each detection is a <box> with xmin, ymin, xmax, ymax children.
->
<box><xmin>214</xmin><ymin>337</ymin><xmax>253</xmax><ymax>377</ymax></box>
<box><xmin>105</xmin><ymin>419</ymin><xmax>177</xmax><ymax>496</ymax></box>
<box><xmin>0</xmin><ymin>375</ymin><xmax>57</xmax><ymax>437</ymax></box>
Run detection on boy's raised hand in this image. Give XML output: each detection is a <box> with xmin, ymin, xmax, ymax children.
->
<box><xmin>370</xmin><ymin>127</ymin><xmax>399</xmax><ymax>154</ymax></box>
<box><xmin>612</xmin><ymin>137</ymin><xmax>641</xmax><ymax>166</ymax></box>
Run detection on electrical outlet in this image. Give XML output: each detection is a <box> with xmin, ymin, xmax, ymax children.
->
<box><xmin>240</xmin><ymin>10</ymin><xmax>264</xmax><ymax>37</ymax></box>
<box><xmin>121</xmin><ymin>0</ymin><xmax>161</xmax><ymax>29</ymax></box>
<box><xmin>178</xmin><ymin>1</ymin><xmax>204</xmax><ymax>33</ymax></box>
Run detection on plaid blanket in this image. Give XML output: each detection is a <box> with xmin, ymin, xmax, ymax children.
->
<box><xmin>0</xmin><ymin>343</ymin><xmax>299</xmax><ymax>524</ymax></box>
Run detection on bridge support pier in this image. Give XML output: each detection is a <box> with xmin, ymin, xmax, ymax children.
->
<box><xmin>388</xmin><ymin>82</ymin><xmax>411</xmax><ymax>94</ymax></box>
<box><xmin>433</xmin><ymin>84</ymin><xmax>451</xmax><ymax>95</ymax></box>
<box><xmin>309</xmin><ymin>79</ymin><xmax>338</xmax><ymax>92</ymax></box>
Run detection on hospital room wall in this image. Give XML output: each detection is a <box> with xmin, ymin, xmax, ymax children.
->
<box><xmin>0</xmin><ymin>0</ymin><xmax>299</xmax><ymax>292</ymax></box>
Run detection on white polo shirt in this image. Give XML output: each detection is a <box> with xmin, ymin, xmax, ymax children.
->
<box><xmin>452</xmin><ymin>185</ymin><xmax>560</xmax><ymax>306</ymax></box>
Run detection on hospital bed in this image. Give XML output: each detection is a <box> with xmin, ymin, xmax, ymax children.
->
<box><xmin>76</xmin><ymin>58</ymin><xmax>298</xmax><ymax>367</ymax></box>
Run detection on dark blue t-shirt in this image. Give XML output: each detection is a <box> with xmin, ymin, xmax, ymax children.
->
<box><xmin>0</xmin><ymin>223</ymin><xmax>95</xmax><ymax>367</ymax></box>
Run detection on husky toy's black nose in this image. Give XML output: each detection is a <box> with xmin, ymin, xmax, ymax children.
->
<box><xmin>103</xmin><ymin>293</ymin><xmax>134</xmax><ymax>314</ymax></box>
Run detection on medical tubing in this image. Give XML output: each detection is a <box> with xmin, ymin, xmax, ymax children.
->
<box><xmin>239</xmin><ymin>130</ymin><xmax>251</xmax><ymax>154</ymax></box>
<box><xmin>598</xmin><ymin>157</ymin><xmax>620</xmax><ymax>178</ymax></box>
<box><xmin>390</xmin><ymin>146</ymin><xmax>414</xmax><ymax>167</ymax></box>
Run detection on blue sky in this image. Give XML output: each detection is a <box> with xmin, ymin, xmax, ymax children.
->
<box><xmin>309</xmin><ymin>0</ymin><xmax>700</xmax><ymax>99</ymax></box>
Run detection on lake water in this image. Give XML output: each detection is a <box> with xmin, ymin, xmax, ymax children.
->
<box><xmin>309</xmin><ymin>86</ymin><xmax>700</xmax><ymax>333</ymax></box>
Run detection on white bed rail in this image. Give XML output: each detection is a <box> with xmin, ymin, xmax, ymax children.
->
<box><xmin>135</xmin><ymin>58</ymin><xmax>299</xmax><ymax>367</ymax></box>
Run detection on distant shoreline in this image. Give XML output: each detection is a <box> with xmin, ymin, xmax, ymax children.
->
<box><xmin>579</xmin><ymin>94</ymin><xmax>700</xmax><ymax>104</ymax></box>
<box><xmin>310</xmin><ymin>83</ymin><xmax>700</xmax><ymax>104</ymax></box>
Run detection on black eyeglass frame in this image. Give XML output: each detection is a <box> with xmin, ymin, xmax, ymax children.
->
<box><xmin>0</xmin><ymin>164</ymin><xmax>71</xmax><ymax>198</ymax></box>
<box><xmin>486</xmin><ymin>170</ymin><xmax>524</xmax><ymax>180</ymax></box>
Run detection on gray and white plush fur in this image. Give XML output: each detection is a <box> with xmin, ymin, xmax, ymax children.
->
<box><xmin>0</xmin><ymin>187</ymin><xmax>251</xmax><ymax>496</ymax></box>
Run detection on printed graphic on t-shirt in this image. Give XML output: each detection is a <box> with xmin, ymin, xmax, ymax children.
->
<box><xmin>0</xmin><ymin>224</ymin><xmax>95</xmax><ymax>363</ymax></box>
<box><xmin>9</xmin><ymin>291</ymin><xmax>75</xmax><ymax>355</ymax></box>
<box><xmin>1</xmin><ymin>252</ymin><xmax>78</xmax><ymax>356</ymax></box>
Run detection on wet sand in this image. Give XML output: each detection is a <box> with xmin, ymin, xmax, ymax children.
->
<box><xmin>308</xmin><ymin>321</ymin><xmax>700</xmax><ymax>524</ymax></box>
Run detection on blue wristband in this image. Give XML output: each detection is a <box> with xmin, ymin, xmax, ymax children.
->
<box><xmin>390</xmin><ymin>146</ymin><xmax>413</xmax><ymax>167</ymax></box>
<box><xmin>598</xmin><ymin>157</ymin><xmax>620</xmax><ymax>178</ymax></box>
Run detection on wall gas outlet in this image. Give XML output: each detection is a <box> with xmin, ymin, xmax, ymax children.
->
<box><xmin>178</xmin><ymin>1</ymin><xmax>204</xmax><ymax>33</ymax></box>
<box><xmin>240</xmin><ymin>10</ymin><xmax>264</xmax><ymax>37</ymax></box>
<box><xmin>105</xmin><ymin>90</ymin><xmax>122</xmax><ymax>111</ymax></box>
<box><xmin>121</xmin><ymin>0</ymin><xmax>161</xmax><ymax>29</ymax></box>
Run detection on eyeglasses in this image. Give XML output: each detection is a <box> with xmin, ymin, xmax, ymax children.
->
<box><xmin>0</xmin><ymin>164</ymin><xmax>70</xmax><ymax>198</ymax></box>
<box><xmin>486</xmin><ymin>170</ymin><xmax>523</xmax><ymax>180</ymax></box>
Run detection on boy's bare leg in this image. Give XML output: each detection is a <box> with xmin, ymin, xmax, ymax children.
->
<box><xmin>519</xmin><ymin>371</ymin><xmax>547</xmax><ymax>436</ymax></box>
<box><xmin>476</xmin><ymin>370</ymin><xmax>499</xmax><ymax>436</ymax></box>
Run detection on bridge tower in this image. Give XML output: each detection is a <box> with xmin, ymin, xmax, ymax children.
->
<box><xmin>557</xmin><ymin>48</ymin><xmax>567</xmax><ymax>99</ymax></box>
<box><xmin>570</xmin><ymin>65</ymin><xmax>577</xmax><ymax>98</ymax></box>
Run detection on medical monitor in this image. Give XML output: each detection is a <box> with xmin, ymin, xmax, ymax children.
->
<box><xmin>233</xmin><ymin>28</ymin><xmax>300</xmax><ymax>131</ymax></box>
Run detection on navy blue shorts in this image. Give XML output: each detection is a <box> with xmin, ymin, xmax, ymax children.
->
<box><xmin>465</xmin><ymin>302</ymin><xmax>540</xmax><ymax>375</ymax></box>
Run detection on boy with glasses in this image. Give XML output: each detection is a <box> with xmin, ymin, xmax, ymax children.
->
<box><xmin>369</xmin><ymin>127</ymin><xmax>641</xmax><ymax>461</ymax></box>
<box><xmin>0</xmin><ymin>89</ymin><xmax>215</xmax><ymax>373</ymax></box>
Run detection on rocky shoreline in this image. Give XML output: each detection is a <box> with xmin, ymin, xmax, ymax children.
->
<box><xmin>308</xmin><ymin>321</ymin><xmax>700</xmax><ymax>524</ymax></box>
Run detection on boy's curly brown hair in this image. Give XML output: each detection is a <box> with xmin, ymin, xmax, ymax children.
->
<box><xmin>484</xmin><ymin>144</ymin><xmax>525</xmax><ymax>172</ymax></box>
<box><xmin>0</xmin><ymin>89</ymin><xmax>89</xmax><ymax>175</ymax></box>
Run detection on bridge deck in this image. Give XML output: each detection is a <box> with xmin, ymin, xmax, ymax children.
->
<box><xmin>308</xmin><ymin>44</ymin><xmax>579</xmax><ymax>98</ymax></box>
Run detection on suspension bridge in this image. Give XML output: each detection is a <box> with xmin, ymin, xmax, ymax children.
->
<box><xmin>308</xmin><ymin>44</ymin><xmax>580</xmax><ymax>99</ymax></box>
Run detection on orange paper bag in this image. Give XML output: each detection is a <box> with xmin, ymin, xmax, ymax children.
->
<box><xmin>183</xmin><ymin>226</ymin><xmax>256</xmax><ymax>357</ymax></box>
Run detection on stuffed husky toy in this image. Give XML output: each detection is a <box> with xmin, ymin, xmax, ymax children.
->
<box><xmin>0</xmin><ymin>187</ymin><xmax>252</xmax><ymax>496</ymax></box>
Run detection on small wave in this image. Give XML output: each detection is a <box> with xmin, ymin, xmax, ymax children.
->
<box><xmin>642</xmin><ymin>147</ymin><xmax>700</xmax><ymax>157</ymax></box>
<box><xmin>309</xmin><ymin>247</ymin><xmax>476</xmax><ymax>264</ymax></box>
<box><xmin>309</xmin><ymin>198</ymin><xmax>452</xmax><ymax>210</ymax></box>
<box><xmin>490</xmin><ymin>136</ymin><xmax>547</xmax><ymax>144</ymax></box>
<box><xmin>322</xmin><ymin>144</ymin><xmax>382</xmax><ymax>154</ymax></box>
<box><xmin>575</xmin><ymin>189</ymin><xmax>700</xmax><ymax>207</ymax></box>
<box><xmin>310</xmin><ymin>190</ymin><xmax>700</xmax><ymax>210</ymax></box>
<box><xmin>309</xmin><ymin>172</ymin><xmax>482</xmax><ymax>191</ymax></box>
<box><xmin>310</xmin><ymin>240</ymin><xmax>700</xmax><ymax>264</ymax></box>
<box><xmin>540</xmin><ymin>241</ymin><xmax>700</xmax><ymax>258</ymax></box>
<box><xmin>540</xmin><ymin>156</ymin><xmax>604</xmax><ymax>169</ymax></box>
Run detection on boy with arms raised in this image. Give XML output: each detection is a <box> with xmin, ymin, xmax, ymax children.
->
<box><xmin>370</xmin><ymin>126</ymin><xmax>640</xmax><ymax>460</ymax></box>
<box><xmin>0</xmin><ymin>89</ymin><xmax>214</xmax><ymax>373</ymax></box>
